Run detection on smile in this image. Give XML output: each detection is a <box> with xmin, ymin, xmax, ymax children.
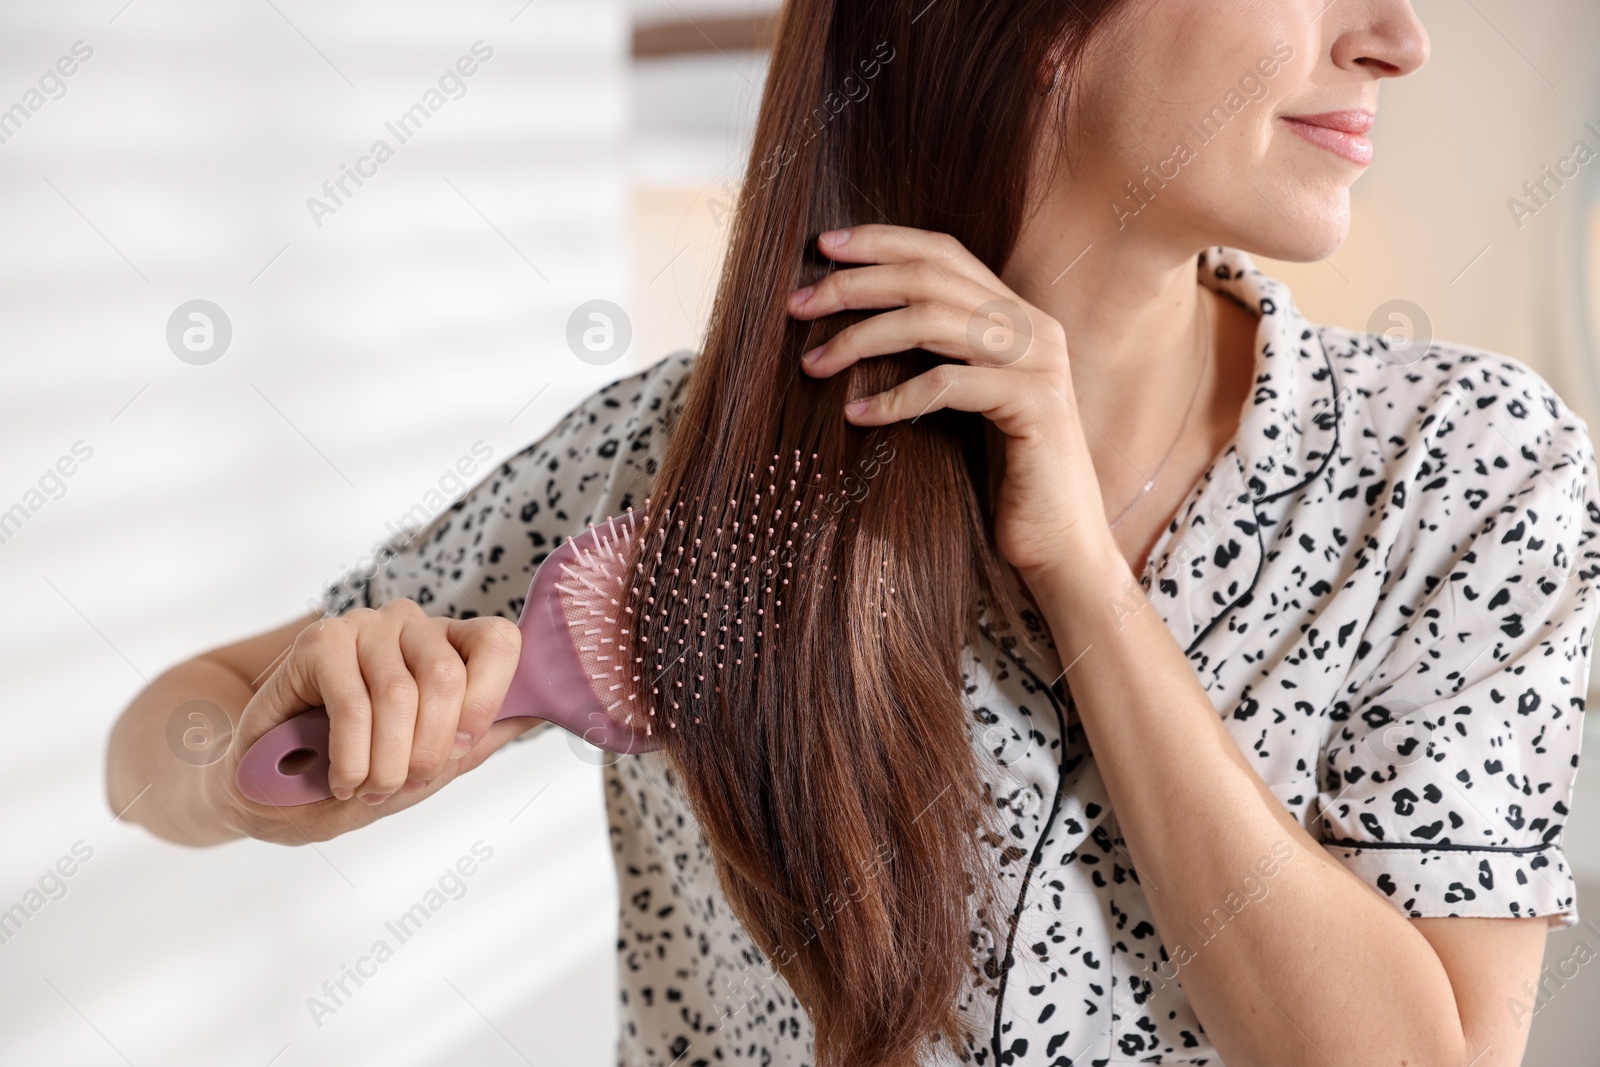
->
<box><xmin>1281</xmin><ymin>109</ymin><xmax>1375</xmax><ymax>167</ymax></box>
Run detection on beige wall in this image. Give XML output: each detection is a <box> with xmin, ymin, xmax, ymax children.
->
<box><xmin>1258</xmin><ymin>0</ymin><xmax>1600</xmax><ymax>425</ymax></box>
<box><xmin>631</xmin><ymin>184</ymin><xmax>732</xmax><ymax>362</ymax></box>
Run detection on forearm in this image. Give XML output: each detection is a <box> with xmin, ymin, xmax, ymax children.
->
<box><xmin>1023</xmin><ymin>547</ymin><xmax>1472</xmax><ymax>1067</ymax></box>
<box><xmin>106</xmin><ymin>657</ymin><xmax>252</xmax><ymax>847</ymax></box>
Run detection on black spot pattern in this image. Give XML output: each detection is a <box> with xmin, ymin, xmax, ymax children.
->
<box><xmin>316</xmin><ymin>248</ymin><xmax>1600</xmax><ymax>1064</ymax></box>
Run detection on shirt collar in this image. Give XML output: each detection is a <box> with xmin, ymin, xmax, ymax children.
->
<box><xmin>1196</xmin><ymin>246</ymin><xmax>1341</xmax><ymax>500</ymax></box>
<box><xmin>1141</xmin><ymin>247</ymin><xmax>1342</xmax><ymax>653</ymax></box>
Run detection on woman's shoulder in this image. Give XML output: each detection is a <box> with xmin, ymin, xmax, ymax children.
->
<box><xmin>1312</xmin><ymin>321</ymin><xmax>1587</xmax><ymax>463</ymax></box>
<box><xmin>489</xmin><ymin>348</ymin><xmax>698</xmax><ymax>511</ymax></box>
<box><xmin>482</xmin><ymin>346</ymin><xmax>698</xmax><ymax>531</ymax></box>
<box><xmin>1313</xmin><ymin>322</ymin><xmax>1596</xmax><ymax>497</ymax></box>
<box><xmin>437</xmin><ymin>347</ymin><xmax>699</xmax><ymax>534</ymax></box>
<box><xmin>532</xmin><ymin>348</ymin><xmax>698</xmax><ymax>457</ymax></box>
<box><xmin>1302</xmin><ymin>323</ymin><xmax>1600</xmax><ymax>629</ymax></box>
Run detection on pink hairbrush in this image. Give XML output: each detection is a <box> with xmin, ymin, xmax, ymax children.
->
<box><xmin>237</xmin><ymin>510</ymin><xmax>658</xmax><ymax>806</ymax></box>
<box><xmin>239</xmin><ymin>450</ymin><xmax>861</xmax><ymax>807</ymax></box>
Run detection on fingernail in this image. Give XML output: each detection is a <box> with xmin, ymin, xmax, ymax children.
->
<box><xmin>403</xmin><ymin>778</ymin><xmax>427</xmax><ymax>793</ymax></box>
<box><xmin>845</xmin><ymin>399</ymin><xmax>869</xmax><ymax>417</ymax></box>
<box><xmin>801</xmin><ymin>346</ymin><xmax>823</xmax><ymax>364</ymax></box>
<box><xmin>819</xmin><ymin>228</ymin><xmax>851</xmax><ymax>248</ymax></box>
<box><xmin>331</xmin><ymin>786</ymin><xmax>353</xmax><ymax>801</ymax></box>
<box><xmin>359</xmin><ymin>792</ymin><xmax>389</xmax><ymax>806</ymax></box>
<box><xmin>789</xmin><ymin>285</ymin><xmax>814</xmax><ymax>309</ymax></box>
<box><xmin>450</xmin><ymin>731</ymin><xmax>473</xmax><ymax>758</ymax></box>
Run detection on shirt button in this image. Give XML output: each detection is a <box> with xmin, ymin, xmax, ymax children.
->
<box><xmin>1015</xmin><ymin>790</ymin><xmax>1040</xmax><ymax>816</ymax></box>
<box><xmin>970</xmin><ymin>923</ymin><xmax>997</xmax><ymax>962</ymax></box>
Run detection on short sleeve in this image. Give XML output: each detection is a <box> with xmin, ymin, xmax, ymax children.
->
<box><xmin>1316</xmin><ymin>396</ymin><xmax>1600</xmax><ymax>927</ymax></box>
<box><xmin>310</xmin><ymin>351</ymin><xmax>694</xmax><ymax>739</ymax></box>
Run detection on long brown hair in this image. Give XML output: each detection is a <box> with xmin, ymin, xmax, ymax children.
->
<box><xmin>626</xmin><ymin>2</ymin><xmax>1125</xmax><ymax>1063</ymax></box>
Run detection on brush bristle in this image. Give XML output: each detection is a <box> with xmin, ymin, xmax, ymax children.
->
<box><xmin>553</xmin><ymin>448</ymin><xmax>896</xmax><ymax>736</ymax></box>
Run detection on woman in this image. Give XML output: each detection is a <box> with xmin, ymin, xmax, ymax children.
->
<box><xmin>106</xmin><ymin>1</ymin><xmax>1598</xmax><ymax>1064</ymax></box>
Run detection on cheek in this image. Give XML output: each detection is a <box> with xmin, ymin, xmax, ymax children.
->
<box><xmin>1068</xmin><ymin>0</ymin><xmax>1352</xmax><ymax>256</ymax></box>
<box><xmin>1130</xmin><ymin>0</ymin><xmax>1302</xmax><ymax>99</ymax></box>
<box><xmin>1081</xmin><ymin>0</ymin><xmax>1311</xmax><ymax>178</ymax></box>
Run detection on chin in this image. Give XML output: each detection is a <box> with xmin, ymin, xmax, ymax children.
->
<box><xmin>1230</xmin><ymin>187</ymin><xmax>1352</xmax><ymax>263</ymax></box>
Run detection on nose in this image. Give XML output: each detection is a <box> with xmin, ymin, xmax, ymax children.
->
<box><xmin>1331</xmin><ymin>0</ymin><xmax>1431</xmax><ymax>79</ymax></box>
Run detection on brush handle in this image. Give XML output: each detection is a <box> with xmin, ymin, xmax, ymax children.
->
<box><xmin>236</xmin><ymin>514</ymin><xmax>658</xmax><ymax>807</ymax></box>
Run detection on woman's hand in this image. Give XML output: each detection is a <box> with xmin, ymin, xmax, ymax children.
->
<box><xmin>788</xmin><ymin>224</ymin><xmax>1111</xmax><ymax>575</ymax></box>
<box><xmin>206</xmin><ymin>601</ymin><xmax>535</xmax><ymax>845</ymax></box>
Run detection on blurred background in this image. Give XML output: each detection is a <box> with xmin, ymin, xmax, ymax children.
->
<box><xmin>0</xmin><ymin>0</ymin><xmax>1598</xmax><ymax>1063</ymax></box>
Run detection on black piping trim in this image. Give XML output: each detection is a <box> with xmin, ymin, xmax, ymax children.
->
<box><xmin>1321</xmin><ymin>838</ymin><xmax>1560</xmax><ymax>854</ymax></box>
<box><xmin>976</xmin><ymin>622</ymin><xmax>1072</xmax><ymax>1067</ymax></box>
<box><xmin>1184</xmin><ymin>328</ymin><xmax>1344</xmax><ymax>657</ymax></box>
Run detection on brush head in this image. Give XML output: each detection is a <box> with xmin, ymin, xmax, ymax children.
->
<box><xmin>507</xmin><ymin>509</ymin><xmax>660</xmax><ymax>754</ymax></box>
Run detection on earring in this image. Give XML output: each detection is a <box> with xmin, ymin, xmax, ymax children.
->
<box><xmin>1041</xmin><ymin>62</ymin><xmax>1061</xmax><ymax>96</ymax></box>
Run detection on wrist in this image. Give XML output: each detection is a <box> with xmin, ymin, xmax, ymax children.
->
<box><xmin>1015</xmin><ymin>532</ymin><xmax>1130</xmax><ymax>597</ymax></box>
<box><xmin>1015</xmin><ymin>538</ymin><xmax>1141</xmax><ymax>640</ymax></box>
<box><xmin>201</xmin><ymin>759</ymin><xmax>257</xmax><ymax>844</ymax></box>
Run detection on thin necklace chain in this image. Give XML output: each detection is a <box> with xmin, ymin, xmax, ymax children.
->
<box><xmin>1107</xmin><ymin>292</ymin><xmax>1211</xmax><ymax>531</ymax></box>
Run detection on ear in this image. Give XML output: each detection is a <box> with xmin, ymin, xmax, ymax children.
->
<box><xmin>1038</xmin><ymin>59</ymin><xmax>1061</xmax><ymax>96</ymax></box>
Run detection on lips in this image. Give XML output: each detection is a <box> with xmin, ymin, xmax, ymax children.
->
<box><xmin>1281</xmin><ymin>109</ymin><xmax>1375</xmax><ymax>167</ymax></box>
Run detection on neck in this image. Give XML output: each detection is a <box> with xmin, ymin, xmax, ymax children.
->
<box><xmin>1000</xmin><ymin>204</ymin><xmax>1214</xmax><ymax>430</ymax></box>
<box><xmin>993</xmin><ymin>188</ymin><xmax>1257</xmax><ymax>567</ymax></box>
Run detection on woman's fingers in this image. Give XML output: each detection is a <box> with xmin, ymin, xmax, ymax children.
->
<box><xmin>789</xmin><ymin>230</ymin><xmax>1058</xmax><ymax>375</ymax></box>
<box><xmin>223</xmin><ymin>603</ymin><xmax>528</xmax><ymax>837</ymax></box>
<box><xmin>354</xmin><ymin>610</ymin><xmax>420</xmax><ymax>803</ymax></box>
<box><xmin>446</xmin><ymin>615</ymin><xmax>522</xmax><ymax>761</ymax></box>
<box><xmin>843</xmin><ymin>362</ymin><xmax>1065</xmax><ymax>437</ymax></box>
<box><xmin>814</xmin><ymin>224</ymin><xmax>1005</xmax><ymax>290</ymax></box>
<box><xmin>802</xmin><ymin>300</ymin><xmax>1046</xmax><ymax>374</ymax></box>
<box><xmin>398</xmin><ymin>618</ymin><xmax>469</xmax><ymax>791</ymax></box>
<box><xmin>292</xmin><ymin>618</ymin><xmax>373</xmax><ymax>803</ymax></box>
<box><xmin>789</xmin><ymin>259</ymin><xmax>998</xmax><ymax>322</ymax></box>
<box><xmin>452</xmin><ymin>716</ymin><xmax>546</xmax><ymax>778</ymax></box>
